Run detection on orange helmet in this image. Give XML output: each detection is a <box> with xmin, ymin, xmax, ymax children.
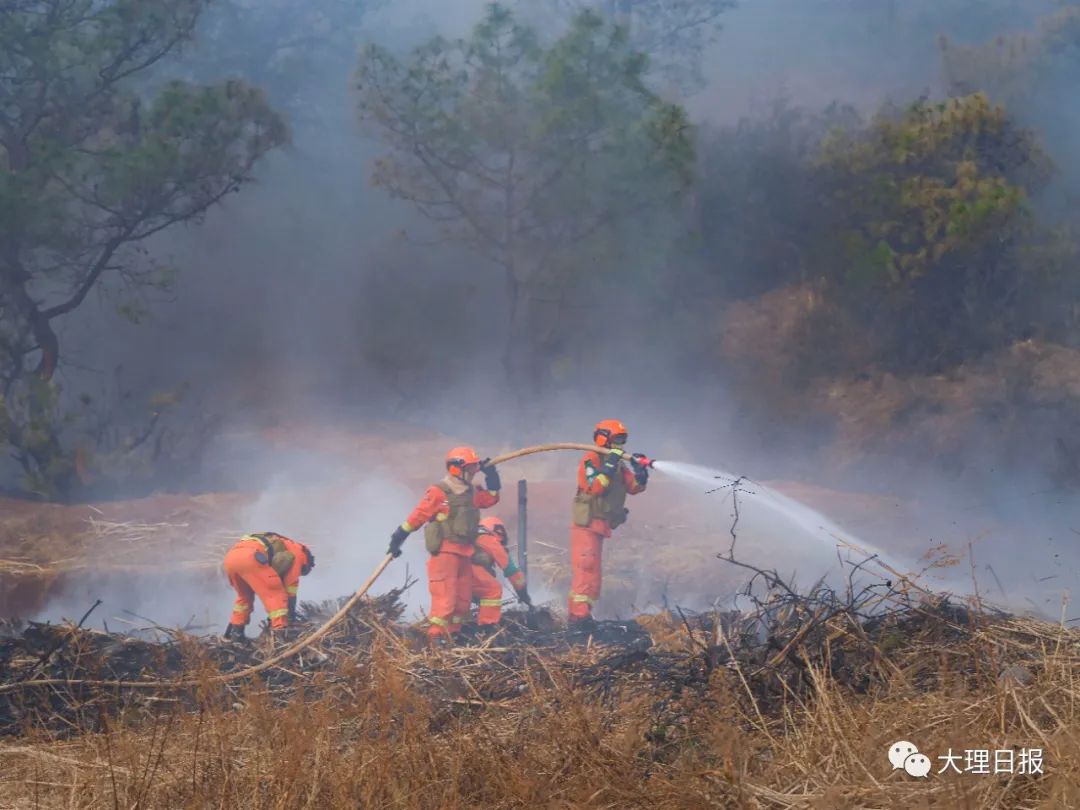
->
<box><xmin>446</xmin><ymin>445</ymin><xmax>482</xmax><ymax>479</ymax></box>
<box><xmin>593</xmin><ymin>419</ymin><xmax>628</xmax><ymax>448</ymax></box>
<box><xmin>479</xmin><ymin>516</ymin><xmax>509</xmax><ymax>546</ymax></box>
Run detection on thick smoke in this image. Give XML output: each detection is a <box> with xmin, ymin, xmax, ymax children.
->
<box><xmin>20</xmin><ymin>0</ymin><xmax>1080</xmax><ymax>627</ymax></box>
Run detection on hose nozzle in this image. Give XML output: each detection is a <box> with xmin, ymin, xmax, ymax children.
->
<box><xmin>631</xmin><ymin>452</ymin><xmax>655</xmax><ymax>470</ymax></box>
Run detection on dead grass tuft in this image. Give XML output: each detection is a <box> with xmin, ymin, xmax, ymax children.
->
<box><xmin>1</xmin><ymin>589</ymin><xmax>1079</xmax><ymax>808</ymax></box>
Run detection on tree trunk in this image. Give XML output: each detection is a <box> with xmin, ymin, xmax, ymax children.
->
<box><xmin>0</xmin><ymin>273</ymin><xmax>75</xmax><ymax>498</ymax></box>
<box><xmin>502</xmin><ymin>266</ymin><xmax>530</xmax><ymax>397</ymax></box>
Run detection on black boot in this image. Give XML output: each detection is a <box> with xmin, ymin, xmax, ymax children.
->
<box><xmin>223</xmin><ymin>623</ymin><xmax>247</xmax><ymax>642</ymax></box>
<box><xmin>457</xmin><ymin>624</ymin><xmax>480</xmax><ymax>642</ymax></box>
<box><xmin>568</xmin><ymin>615</ymin><xmax>598</xmax><ymax>633</ymax></box>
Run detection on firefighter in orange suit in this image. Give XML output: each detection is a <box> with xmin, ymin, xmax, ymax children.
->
<box><xmin>568</xmin><ymin>420</ymin><xmax>649</xmax><ymax>625</ymax></box>
<box><xmin>387</xmin><ymin>446</ymin><xmax>501</xmax><ymax>640</ymax></box>
<box><xmin>472</xmin><ymin>515</ymin><xmax>531</xmax><ymax>628</ymax></box>
<box><xmin>223</xmin><ymin>532</ymin><xmax>315</xmax><ymax>641</ymax></box>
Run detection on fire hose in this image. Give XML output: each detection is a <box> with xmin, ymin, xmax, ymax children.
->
<box><xmin>0</xmin><ymin>442</ymin><xmax>648</xmax><ymax>693</ymax></box>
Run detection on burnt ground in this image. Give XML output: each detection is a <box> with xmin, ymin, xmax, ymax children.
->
<box><xmin>0</xmin><ymin>576</ymin><xmax>1051</xmax><ymax>744</ymax></box>
<box><xmin>0</xmin><ymin>592</ymin><xmax>655</xmax><ymax>738</ymax></box>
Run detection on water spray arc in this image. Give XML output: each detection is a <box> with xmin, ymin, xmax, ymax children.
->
<box><xmin>652</xmin><ymin>460</ymin><xmax>897</xmax><ymax>566</ymax></box>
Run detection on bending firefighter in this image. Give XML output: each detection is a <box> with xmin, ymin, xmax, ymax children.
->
<box><xmin>472</xmin><ymin>516</ymin><xmax>531</xmax><ymax>631</ymax></box>
<box><xmin>387</xmin><ymin>446</ymin><xmax>501</xmax><ymax>641</ymax></box>
<box><xmin>223</xmin><ymin>532</ymin><xmax>315</xmax><ymax>641</ymax></box>
<box><xmin>568</xmin><ymin>420</ymin><xmax>649</xmax><ymax>625</ymax></box>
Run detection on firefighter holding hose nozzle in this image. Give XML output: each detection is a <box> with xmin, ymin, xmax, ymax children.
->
<box><xmin>568</xmin><ymin>420</ymin><xmax>650</xmax><ymax>627</ymax></box>
<box><xmin>387</xmin><ymin>446</ymin><xmax>501</xmax><ymax>642</ymax></box>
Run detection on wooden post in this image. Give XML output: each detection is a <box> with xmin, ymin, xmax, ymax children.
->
<box><xmin>517</xmin><ymin>479</ymin><xmax>528</xmax><ymax>580</ymax></box>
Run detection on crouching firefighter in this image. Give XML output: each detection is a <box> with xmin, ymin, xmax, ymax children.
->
<box><xmin>471</xmin><ymin>516</ymin><xmax>531</xmax><ymax>630</ymax></box>
<box><xmin>568</xmin><ymin>419</ymin><xmax>649</xmax><ymax>625</ymax></box>
<box><xmin>223</xmin><ymin>532</ymin><xmax>315</xmax><ymax>641</ymax></box>
<box><xmin>387</xmin><ymin>446</ymin><xmax>500</xmax><ymax>641</ymax></box>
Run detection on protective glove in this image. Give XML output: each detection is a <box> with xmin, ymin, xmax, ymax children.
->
<box><xmin>388</xmin><ymin>526</ymin><xmax>409</xmax><ymax>558</ymax></box>
<box><xmin>480</xmin><ymin>458</ymin><xmax>501</xmax><ymax>491</ymax></box>
<box><xmin>516</xmin><ymin>587</ymin><xmax>533</xmax><ymax>607</ymax></box>
<box><xmin>630</xmin><ymin>455</ymin><xmax>650</xmax><ymax>486</ymax></box>
<box><xmin>288</xmin><ymin>595</ymin><xmax>298</xmax><ymax>623</ymax></box>
<box><xmin>600</xmin><ymin>447</ymin><xmax>625</xmax><ymax>478</ymax></box>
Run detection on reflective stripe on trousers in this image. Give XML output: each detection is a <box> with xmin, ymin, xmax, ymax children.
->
<box><xmin>568</xmin><ymin>524</ymin><xmax>603</xmax><ymax>619</ymax></box>
<box><xmin>224</xmin><ymin>543</ymin><xmax>291</xmax><ymax>629</ymax></box>
<box><xmin>427</xmin><ymin>551</ymin><xmax>473</xmax><ymax>638</ymax></box>
<box><xmin>471</xmin><ymin>562</ymin><xmax>503</xmax><ymax>625</ymax></box>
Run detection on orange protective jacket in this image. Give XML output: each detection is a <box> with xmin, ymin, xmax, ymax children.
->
<box><xmin>474</xmin><ymin>533</ymin><xmax>526</xmax><ymax>590</ymax></box>
<box><xmin>401</xmin><ymin>478</ymin><xmax>499</xmax><ymax>556</ymax></box>
<box><xmin>241</xmin><ymin>533</ymin><xmax>309</xmax><ymax>594</ymax></box>
<box><xmin>576</xmin><ymin>451</ymin><xmax>646</xmax><ymax>538</ymax></box>
<box><xmin>225</xmin><ymin>533</ymin><xmax>310</xmax><ymax>629</ymax></box>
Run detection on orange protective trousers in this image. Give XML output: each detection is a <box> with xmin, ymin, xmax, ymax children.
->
<box><xmin>568</xmin><ymin>524</ymin><xmax>604</xmax><ymax>620</ymax></box>
<box><xmin>427</xmin><ymin>550</ymin><xmax>473</xmax><ymax>638</ymax></box>
<box><xmin>224</xmin><ymin>542</ymin><xmax>290</xmax><ymax>629</ymax></box>
<box><xmin>471</xmin><ymin>564</ymin><xmax>504</xmax><ymax>625</ymax></box>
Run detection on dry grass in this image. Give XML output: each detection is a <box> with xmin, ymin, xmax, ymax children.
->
<box><xmin>0</xmin><ymin>500</ymin><xmax>251</xmax><ymax>617</ymax></box>
<box><xmin>0</xmin><ymin>455</ymin><xmax>1076</xmax><ymax>808</ymax></box>
<box><xmin>2</xmin><ymin>603</ymin><xmax>1079</xmax><ymax>809</ymax></box>
<box><xmin>0</xmin><ymin>521</ymin><xmax>237</xmax><ymax>581</ymax></box>
<box><xmin>0</xmin><ymin>496</ymin><xmax>249</xmax><ymax>585</ymax></box>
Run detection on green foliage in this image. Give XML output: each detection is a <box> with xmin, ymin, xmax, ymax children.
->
<box><xmin>519</xmin><ymin>0</ymin><xmax>735</xmax><ymax>91</ymax></box>
<box><xmin>0</xmin><ymin>0</ymin><xmax>286</xmax><ymax>498</ymax></box>
<box><xmin>356</xmin><ymin>3</ymin><xmax>693</xmax><ymax>388</ymax></box>
<box><xmin>696</xmin><ymin>93</ymin><xmax>1073</xmax><ymax>379</ymax></box>
<box><xmin>0</xmin><ymin>369</ymin><xmax>201</xmax><ymax>499</ymax></box>
<box><xmin>810</xmin><ymin>95</ymin><xmax>1053</xmax><ymax>370</ymax></box>
<box><xmin>941</xmin><ymin>8</ymin><xmax>1080</xmax><ymax>106</ymax></box>
<box><xmin>0</xmin><ymin>378</ymin><xmax>75</xmax><ymax>498</ymax></box>
<box><xmin>357</xmin><ymin>4</ymin><xmax>692</xmax><ymax>256</ymax></box>
<box><xmin>695</xmin><ymin>100</ymin><xmax>858</xmax><ymax>298</ymax></box>
<box><xmin>186</xmin><ymin>0</ymin><xmax>384</xmax><ymax>121</ymax></box>
<box><xmin>939</xmin><ymin>6</ymin><xmax>1080</xmax><ymax>191</ymax></box>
